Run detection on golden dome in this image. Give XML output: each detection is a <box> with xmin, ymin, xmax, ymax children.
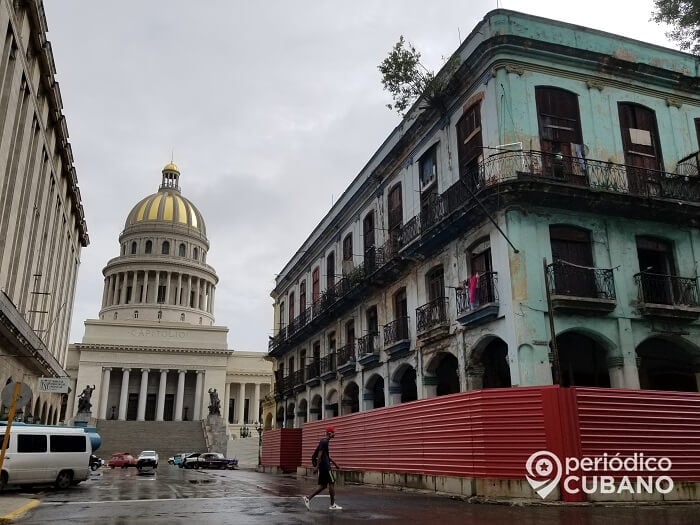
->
<box><xmin>163</xmin><ymin>161</ymin><xmax>180</xmax><ymax>172</ymax></box>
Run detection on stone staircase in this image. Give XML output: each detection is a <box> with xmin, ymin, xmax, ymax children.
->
<box><xmin>95</xmin><ymin>420</ymin><xmax>208</xmax><ymax>461</ymax></box>
<box><xmin>226</xmin><ymin>436</ymin><xmax>261</xmax><ymax>469</ymax></box>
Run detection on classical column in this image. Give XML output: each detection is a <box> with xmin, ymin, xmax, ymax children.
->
<box><xmin>165</xmin><ymin>271</ymin><xmax>172</xmax><ymax>305</ymax></box>
<box><xmin>193</xmin><ymin>370</ymin><xmax>203</xmax><ymax>420</ymax></box>
<box><xmin>210</xmin><ymin>285</ymin><xmax>216</xmax><ymax>314</ymax></box>
<box><xmin>187</xmin><ymin>275</ymin><xmax>192</xmax><ymax>307</ymax></box>
<box><xmin>102</xmin><ymin>278</ymin><xmax>109</xmax><ymax>308</ymax></box>
<box><xmin>140</xmin><ymin>271</ymin><xmax>148</xmax><ymax>302</ymax></box>
<box><xmin>156</xmin><ymin>369</ymin><xmax>168</xmax><ymax>421</ymax></box>
<box><xmin>175</xmin><ymin>370</ymin><xmax>185</xmax><ymax>421</ymax></box>
<box><xmin>151</xmin><ymin>271</ymin><xmax>159</xmax><ymax>303</ymax></box>
<box><xmin>223</xmin><ymin>382</ymin><xmax>231</xmax><ymax>423</ymax></box>
<box><xmin>118</xmin><ymin>368</ymin><xmax>130</xmax><ymax>420</ymax></box>
<box><xmin>98</xmin><ymin>368</ymin><xmax>111</xmax><ymax>419</ymax></box>
<box><xmin>253</xmin><ymin>383</ymin><xmax>261</xmax><ymax>423</ymax></box>
<box><xmin>177</xmin><ymin>273</ymin><xmax>183</xmax><ymax>305</ymax></box>
<box><xmin>131</xmin><ymin>271</ymin><xmax>138</xmax><ymax>304</ymax></box>
<box><xmin>238</xmin><ymin>382</ymin><xmax>246</xmax><ymax>424</ymax></box>
<box><xmin>137</xmin><ymin>369</ymin><xmax>149</xmax><ymax>421</ymax></box>
<box><xmin>119</xmin><ymin>272</ymin><xmax>128</xmax><ymax>304</ymax></box>
<box><xmin>112</xmin><ymin>274</ymin><xmax>120</xmax><ymax>305</ymax></box>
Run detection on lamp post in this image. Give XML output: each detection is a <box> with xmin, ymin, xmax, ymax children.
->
<box><xmin>255</xmin><ymin>421</ymin><xmax>263</xmax><ymax>468</ymax></box>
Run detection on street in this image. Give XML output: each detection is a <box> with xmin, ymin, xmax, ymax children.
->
<box><xmin>3</xmin><ymin>466</ymin><xmax>699</xmax><ymax>524</ymax></box>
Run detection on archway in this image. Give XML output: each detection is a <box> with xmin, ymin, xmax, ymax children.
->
<box><xmin>285</xmin><ymin>402</ymin><xmax>295</xmax><ymax>428</ymax></box>
<box><xmin>556</xmin><ymin>331</ymin><xmax>610</xmax><ymax>387</ymax></box>
<box><xmin>310</xmin><ymin>394</ymin><xmax>322</xmax><ymax>422</ymax></box>
<box><xmin>276</xmin><ymin>406</ymin><xmax>284</xmax><ymax>427</ymax></box>
<box><xmin>392</xmin><ymin>364</ymin><xmax>417</xmax><ymax>403</ymax></box>
<box><xmin>342</xmin><ymin>382</ymin><xmax>360</xmax><ymax>415</ymax></box>
<box><xmin>325</xmin><ymin>389</ymin><xmax>339</xmax><ymax>418</ymax></box>
<box><xmin>426</xmin><ymin>352</ymin><xmax>459</xmax><ymax>396</ymax></box>
<box><xmin>298</xmin><ymin>398</ymin><xmax>308</xmax><ymax>424</ymax></box>
<box><xmin>365</xmin><ymin>374</ymin><xmax>385</xmax><ymax>409</ymax></box>
<box><xmin>481</xmin><ymin>338</ymin><xmax>511</xmax><ymax>388</ymax></box>
<box><xmin>637</xmin><ymin>337</ymin><xmax>698</xmax><ymax>392</ymax></box>
<box><xmin>264</xmin><ymin>412</ymin><xmax>273</xmax><ymax>430</ymax></box>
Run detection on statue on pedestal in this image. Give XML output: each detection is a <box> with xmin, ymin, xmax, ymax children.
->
<box><xmin>77</xmin><ymin>384</ymin><xmax>96</xmax><ymax>413</ymax></box>
<box><xmin>208</xmin><ymin>388</ymin><xmax>221</xmax><ymax>416</ymax></box>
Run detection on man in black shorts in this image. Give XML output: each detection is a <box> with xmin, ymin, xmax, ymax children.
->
<box><xmin>303</xmin><ymin>425</ymin><xmax>341</xmax><ymax>511</ymax></box>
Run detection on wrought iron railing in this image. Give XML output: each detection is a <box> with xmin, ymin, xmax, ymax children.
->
<box><xmin>455</xmin><ymin>272</ymin><xmax>499</xmax><ymax>316</ymax></box>
<box><xmin>291</xmin><ymin>369</ymin><xmax>304</xmax><ymax>388</ymax></box>
<box><xmin>545</xmin><ymin>261</ymin><xmax>615</xmax><ymax>300</ymax></box>
<box><xmin>416</xmin><ymin>297</ymin><xmax>449</xmax><ymax>333</ymax></box>
<box><xmin>305</xmin><ymin>361</ymin><xmax>320</xmax><ymax>380</ymax></box>
<box><xmin>383</xmin><ymin>316</ymin><xmax>410</xmax><ymax>346</ymax></box>
<box><xmin>677</xmin><ymin>151</ymin><xmax>699</xmax><ymax>178</ymax></box>
<box><xmin>337</xmin><ymin>342</ymin><xmax>356</xmax><ymax>367</ymax></box>
<box><xmin>634</xmin><ymin>272</ymin><xmax>700</xmax><ymax>307</ymax></box>
<box><xmin>320</xmin><ymin>354</ymin><xmax>336</xmax><ymax>375</ymax></box>
<box><xmin>357</xmin><ymin>332</ymin><xmax>380</xmax><ymax>357</ymax></box>
<box><xmin>470</xmin><ymin>150</ymin><xmax>700</xmax><ymax>202</ymax></box>
<box><xmin>401</xmin><ymin>216</ymin><xmax>421</xmax><ymax>245</ymax></box>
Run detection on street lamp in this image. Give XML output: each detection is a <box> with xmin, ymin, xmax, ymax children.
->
<box><xmin>255</xmin><ymin>421</ymin><xmax>263</xmax><ymax>468</ymax></box>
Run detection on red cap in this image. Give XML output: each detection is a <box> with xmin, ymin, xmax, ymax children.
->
<box><xmin>325</xmin><ymin>425</ymin><xmax>336</xmax><ymax>433</ymax></box>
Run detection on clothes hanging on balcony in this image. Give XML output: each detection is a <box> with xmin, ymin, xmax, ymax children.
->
<box><xmin>469</xmin><ymin>273</ymin><xmax>479</xmax><ymax>304</ymax></box>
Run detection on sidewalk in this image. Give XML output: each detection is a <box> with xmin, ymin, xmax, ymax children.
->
<box><xmin>0</xmin><ymin>495</ymin><xmax>39</xmax><ymax>522</ymax></box>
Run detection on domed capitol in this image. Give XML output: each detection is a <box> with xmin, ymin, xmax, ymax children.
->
<box><xmin>66</xmin><ymin>163</ymin><xmax>273</xmax><ymax>459</ymax></box>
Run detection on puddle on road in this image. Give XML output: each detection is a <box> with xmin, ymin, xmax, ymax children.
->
<box><xmin>187</xmin><ymin>479</ymin><xmax>214</xmax><ymax>484</ymax></box>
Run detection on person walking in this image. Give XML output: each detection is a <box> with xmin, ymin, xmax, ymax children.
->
<box><xmin>303</xmin><ymin>425</ymin><xmax>342</xmax><ymax>511</ymax></box>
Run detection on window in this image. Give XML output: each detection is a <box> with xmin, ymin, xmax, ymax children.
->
<box><xmin>145</xmin><ymin>240</ymin><xmax>152</xmax><ymax>254</ymax></box>
<box><xmin>279</xmin><ymin>301</ymin><xmax>286</xmax><ymax>329</ymax></box>
<box><xmin>427</xmin><ymin>266</ymin><xmax>445</xmax><ymax>302</ymax></box>
<box><xmin>193</xmin><ymin>247</ymin><xmax>199</xmax><ymax>260</ymax></box>
<box><xmin>535</xmin><ymin>87</ymin><xmax>583</xmax><ymax>156</ymax></box>
<box><xmin>549</xmin><ymin>226</ymin><xmax>594</xmax><ymax>297</ymax></box>
<box><xmin>388</xmin><ymin>183</ymin><xmax>403</xmax><ymax>244</ymax></box>
<box><xmin>157</xmin><ymin>286</ymin><xmax>166</xmax><ymax>304</ymax></box>
<box><xmin>394</xmin><ymin>288</ymin><xmax>407</xmax><ymax>319</ymax></box>
<box><xmin>618</xmin><ymin>103</ymin><xmax>663</xmax><ymax>172</ymax></box>
<box><xmin>180</xmin><ymin>313</ymin><xmax>185</xmax><ymax>321</ymax></box>
<box><xmin>157</xmin><ymin>310</ymin><xmax>162</xmax><ymax>320</ymax></box>
<box><xmin>131</xmin><ymin>242</ymin><xmax>137</xmax><ymax>254</ymax></box>
<box><xmin>50</xmin><ymin>435</ymin><xmax>86</xmax><ymax>452</ymax></box>
<box><xmin>288</xmin><ymin>292</ymin><xmax>295</xmax><ymax>324</ymax></box>
<box><xmin>342</xmin><ymin>234</ymin><xmax>353</xmax><ymax>275</ymax></box>
<box><xmin>419</xmin><ymin>146</ymin><xmax>438</xmax><ymax>189</ymax></box>
<box><xmin>179</xmin><ymin>243</ymin><xmax>186</xmax><ymax>257</ymax></box>
<box><xmin>695</xmin><ymin>118</ymin><xmax>700</xmax><ymax>148</ymax></box>
<box><xmin>114</xmin><ymin>312</ymin><xmax>118</xmax><ymax>320</ymax></box>
<box><xmin>312</xmin><ymin>267</ymin><xmax>320</xmax><ymax>303</ymax></box>
<box><xmin>345</xmin><ymin>319</ymin><xmax>355</xmax><ymax>346</ymax></box>
<box><xmin>299</xmin><ymin>280</ymin><xmax>307</xmax><ymax>312</ymax></box>
<box><xmin>17</xmin><ymin>434</ymin><xmax>47</xmax><ymax>453</ymax></box>
<box><xmin>134</xmin><ymin>310</ymin><xmax>139</xmax><ymax>319</ymax></box>
<box><xmin>326</xmin><ymin>252</ymin><xmax>335</xmax><ymax>290</ymax></box>
<box><xmin>363</xmin><ymin>211</ymin><xmax>375</xmax><ymax>252</ymax></box>
<box><xmin>366</xmin><ymin>305</ymin><xmax>378</xmax><ymax>334</ymax></box>
<box><xmin>162</xmin><ymin>241</ymin><xmax>170</xmax><ymax>255</ymax></box>
<box><xmin>126</xmin><ymin>286</ymin><xmax>132</xmax><ymax>304</ymax></box>
<box><xmin>327</xmin><ymin>331</ymin><xmax>336</xmax><ymax>353</ymax></box>
<box><xmin>121</xmin><ymin>244</ymin><xmax>126</xmax><ymax>255</ymax></box>
<box><xmin>456</xmin><ymin>102</ymin><xmax>483</xmax><ymax>180</ymax></box>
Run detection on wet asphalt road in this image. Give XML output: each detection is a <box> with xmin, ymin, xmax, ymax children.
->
<box><xmin>7</xmin><ymin>465</ymin><xmax>700</xmax><ymax>524</ymax></box>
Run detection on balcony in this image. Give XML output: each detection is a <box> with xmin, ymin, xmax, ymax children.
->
<box><xmin>320</xmin><ymin>353</ymin><xmax>337</xmax><ymax>381</ymax></box>
<box><xmin>455</xmin><ymin>272</ymin><xmax>500</xmax><ymax>325</ymax></box>
<box><xmin>545</xmin><ymin>261</ymin><xmax>616</xmax><ymax>314</ymax></box>
<box><xmin>291</xmin><ymin>369</ymin><xmax>305</xmax><ymax>393</ymax></box>
<box><xmin>416</xmin><ymin>297</ymin><xmax>450</xmax><ymax>343</ymax></box>
<box><xmin>357</xmin><ymin>332</ymin><xmax>381</xmax><ymax>368</ymax></box>
<box><xmin>305</xmin><ymin>361</ymin><xmax>320</xmax><ymax>387</ymax></box>
<box><xmin>383</xmin><ymin>316</ymin><xmax>411</xmax><ymax>359</ymax></box>
<box><xmin>634</xmin><ymin>272</ymin><xmax>700</xmax><ymax>320</ymax></box>
<box><xmin>336</xmin><ymin>342</ymin><xmax>357</xmax><ymax>376</ymax></box>
<box><xmin>677</xmin><ymin>151</ymin><xmax>699</xmax><ymax>177</ymax></box>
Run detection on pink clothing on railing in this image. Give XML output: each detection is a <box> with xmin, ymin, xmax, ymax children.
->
<box><xmin>469</xmin><ymin>273</ymin><xmax>479</xmax><ymax>303</ymax></box>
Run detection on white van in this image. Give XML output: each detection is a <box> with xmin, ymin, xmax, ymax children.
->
<box><xmin>0</xmin><ymin>424</ymin><xmax>91</xmax><ymax>490</ymax></box>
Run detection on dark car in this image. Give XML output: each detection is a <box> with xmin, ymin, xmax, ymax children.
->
<box><xmin>89</xmin><ymin>454</ymin><xmax>104</xmax><ymax>471</ymax></box>
<box><xmin>183</xmin><ymin>452</ymin><xmax>238</xmax><ymax>470</ymax></box>
<box><xmin>136</xmin><ymin>450</ymin><xmax>159</xmax><ymax>471</ymax></box>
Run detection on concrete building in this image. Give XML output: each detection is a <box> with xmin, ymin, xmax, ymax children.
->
<box><xmin>0</xmin><ymin>0</ymin><xmax>88</xmax><ymax>424</ymax></box>
<box><xmin>67</xmin><ymin>162</ymin><xmax>272</xmax><ymax>437</ymax></box>
<box><xmin>268</xmin><ymin>9</ymin><xmax>700</xmax><ymax>428</ymax></box>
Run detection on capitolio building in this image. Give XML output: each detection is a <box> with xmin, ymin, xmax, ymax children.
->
<box><xmin>65</xmin><ymin>163</ymin><xmax>273</xmax><ymax>433</ymax></box>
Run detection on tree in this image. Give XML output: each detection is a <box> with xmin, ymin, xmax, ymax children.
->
<box><xmin>378</xmin><ymin>36</ymin><xmax>459</xmax><ymax>116</ymax></box>
<box><xmin>651</xmin><ymin>0</ymin><xmax>700</xmax><ymax>55</ymax></box>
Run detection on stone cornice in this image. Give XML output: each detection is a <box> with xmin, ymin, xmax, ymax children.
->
<box><xmin>74</xmin><ymin>343</ymin><xmax>232</xmax><ymax>356</ymax></box>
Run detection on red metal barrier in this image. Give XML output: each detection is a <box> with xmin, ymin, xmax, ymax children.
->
<box><xmin>261</xmin><ymin>428</ymin><xmax>302</xmax><ymax>472</ymax></box>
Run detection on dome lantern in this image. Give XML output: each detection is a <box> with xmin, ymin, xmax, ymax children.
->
<box><xmin>160</xmin><ymin>162</ymin><xmax>181</xmax><ymax>193</ymax></box>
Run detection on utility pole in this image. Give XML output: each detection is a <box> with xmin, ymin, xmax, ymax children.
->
<box><xmin>543</xmin><ymin>258</ymin><xmax>561</xmax><ymax>386</ymax></box>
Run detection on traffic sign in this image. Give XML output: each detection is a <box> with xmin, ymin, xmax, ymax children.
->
<box><xmin>1</xmin><ymin>382</ymin><xmax>32</xmax><ymax>409</ymax></box>
<box><xmin>37</xmin><ymin>377</ymin><xmax>70</xmax><ymax>393</ymax></box>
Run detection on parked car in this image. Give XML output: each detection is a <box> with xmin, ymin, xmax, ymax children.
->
<box><xmin>183</xmin><ymin>452</ymin><xmax>238</xmax><ymax>470</ymax></box>
<box><xmin>136</xmin><ymin>450</ymin><xmax>159</xmax><ymax>471</ymax></box>
<box><xmin>107</xmin><ymin>452</ymin><xmax>137</xmax><ymax>469</ymax></box>
<box><xmin>89</xmin><ymin>454</ymin><xmax>104</xmax><ymax>471</ymax></box>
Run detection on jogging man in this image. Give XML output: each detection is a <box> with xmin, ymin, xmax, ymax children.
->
<box><xmin>303</xmin><ymin>425</ymin><xmax>341</xmax><ymax>511</ymax></box>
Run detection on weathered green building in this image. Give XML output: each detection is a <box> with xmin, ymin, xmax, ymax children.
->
<box><xmin>268</xmin><ymin>9</ymin><xmax>700</xmax><ymax>426</ymax></box>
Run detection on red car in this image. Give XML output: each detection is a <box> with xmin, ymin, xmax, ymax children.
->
<box><xmin>107</xmin><ymin>452</ymin><xmax>137</xmax><ymax>469</ymax></box>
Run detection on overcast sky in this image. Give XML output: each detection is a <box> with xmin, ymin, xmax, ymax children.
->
<box><xmin>42</xmin><ymin>0</ymin><xmax>676</xmax><ymax>352</ymax></box>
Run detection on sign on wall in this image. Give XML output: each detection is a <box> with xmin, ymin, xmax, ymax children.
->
<box><xmin>37</xmin><ymin>377</ymin><xmax>70</xmax><ymax>393</ymax></box>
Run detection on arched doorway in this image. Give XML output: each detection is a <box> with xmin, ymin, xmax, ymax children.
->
<box><xmin>276</xmin><ymin>406</ymin><xmax>284</xmax><ymax>427</ymax></box>
<box><xmin>433</xmin><ymin>353</ymin><xmax>459</xmax><ymax>396</ymax></box>
<box><xmin>298</xmin><ymin>398</ymin><xmax>308</xmax><ymax>425</ymax></box>
<box><xmin>264</xmin><ymin>412</ymin><xmax>273</xmax><ymax>430</ymax></box>
<box><xmin>481</xmin><ymin>339</ymin><xmax>511</xmax><ymax>388</ymax></box>
<box><xmin>342</xmin><ymin>382</ymin><xmax>360</xmax><ymax>415</ymax></box>
<box><xmin>637</xmin><ymin>338</ymin><xmax>698</xmax><ymax>392</ymax></box>
<box><xmin>556</xmin><ymin>332</ymin><xmax>610</xmax><ymax>387</ymax></box>
<box><xmin>285</xmin><ymin>402</ymin><xmax>295</xmax><ymax>428</ymax></box>
<box><xmin>310</xmin><ymin>394</ymin><xmax>322</xmax><ymax>421</ymax></box>
<box><xmin>365</xmin><ymin>374</ymin><xmax>385</xmax><ymax>409</ymax></box>
<box><xmin>325</xmin><ymin>389</ymin><xmax>339</xmax><ymax>418</ymax></box>
<box><xmin>392</xmin><ymin>365</ymin><xmax>417</xmax><ymax>403</ymax></box>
